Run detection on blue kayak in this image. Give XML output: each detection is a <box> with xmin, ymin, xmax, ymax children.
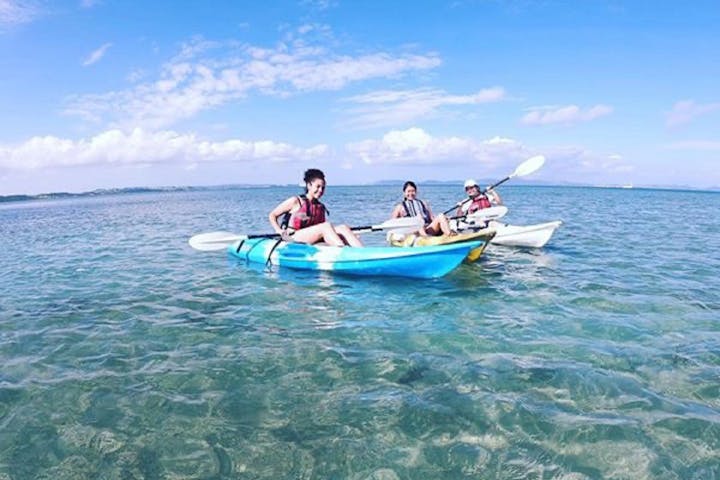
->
<box><xmin>228</xmin><ymin>238</ymin><xmax>483</xmax><ymax>278</ymax></box>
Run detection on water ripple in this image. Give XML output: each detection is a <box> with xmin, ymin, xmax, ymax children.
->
<box><xmin>1</xmin><ymin>188</ymin><xmax>719</xmax><ymax>478</ymax></box>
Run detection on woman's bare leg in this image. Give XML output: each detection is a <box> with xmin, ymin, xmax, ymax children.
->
<box><xmin>291</xmin><ymin>222</ymin><xmax>346</xmax><ymax>246</ymax></box>
<box><xmin>436</xmin><ymin>214</ymin><xmax>454</xmax><ymax>235</ymax></box>
<box><xmin>334</xmin><ymin>224</ymin><xmax>363</xmax><ymax>247</ymax></box>
<box><xmin>427</xmin><ymin>214</ymin><xmax>454</xmax><ymax>236</ymax></box>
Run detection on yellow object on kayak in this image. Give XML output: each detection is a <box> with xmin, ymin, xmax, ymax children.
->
<box><xmin>387</xmin><ymin>228</ymin><xmax>496</xmax><ymax>263</ymax></box>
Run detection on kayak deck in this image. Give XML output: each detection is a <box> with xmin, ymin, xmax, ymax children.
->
<box><xmin>228</xmin><ymin>238</ymin><xmax>484</xmax><ymax>278</ymax></box>
<box><xmin>386</xmin><ymin>228</ymin><xmax>496</xmax><ymax>263</ymax></box>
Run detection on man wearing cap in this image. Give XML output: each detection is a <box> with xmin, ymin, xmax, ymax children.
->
<box><xmin>456</xmin><ymin>179</ymin><xmax>503</xmax><ymax>217</ymax></box>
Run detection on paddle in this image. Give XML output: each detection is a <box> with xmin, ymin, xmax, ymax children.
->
<box><xmin>188</xmin><ymin>216</ymin><xmax>424</xmax><ymax>251</ymax></box>
<box><xmin>442</xmin><ymin>155</ymin><xmax>546</xmax><ymax>215</ymax></box>
<box><xmin>449</xmin><ymin>205</ymin><xmax>508</xmax><ymax>222</ymax></box>
<box><xmin>447</xmin><ymin>206</ymin><xmax>509</xmax><ymax>232</ymax></box>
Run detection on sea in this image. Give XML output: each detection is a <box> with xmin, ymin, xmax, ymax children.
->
<box><xmin>1</xmin><ymin>185</ymin><xmax>719</xmax><ymax>479</ymax></box>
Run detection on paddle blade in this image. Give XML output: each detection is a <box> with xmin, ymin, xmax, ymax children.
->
<box><xmin>465</xmin><ymin>205</ymin><xmax>508</xmax><ymax>222</ymax></box>
<box><xmin>512</xmin><ymin>155</ymin><xmax>545</xmax><ymax>178</ymax></box>
<box><xmin>188</xmin><ymin>231</ymin><xmax>247</xmax><ymax>251</ymax></box>
<box><xmin>374</xmin><ymin>216</ymin><xmax>424</xmax><ymax>231</ymax></box>
<box><xmin>351</xmin><ymin>216</ymin><xmax>424</xmax><ymax>233</ymax></box>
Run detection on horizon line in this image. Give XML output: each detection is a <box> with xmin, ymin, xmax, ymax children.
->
<box><xmin>2</xmin><ymin>181</ymin><xmax>719</xmax><ymax>204</ymax></box>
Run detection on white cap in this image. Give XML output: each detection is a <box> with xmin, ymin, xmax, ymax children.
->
<box><xmin>464</xmin><ymin>179</ymin><xmax>478</xmax><ymax>188</ymax></box>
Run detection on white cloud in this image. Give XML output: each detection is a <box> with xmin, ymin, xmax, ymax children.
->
<box><xmin>0</xmin><ymin>128</ymin><xmax>330</xmax><ymax>171</ymax></box>
<box><xmin>541</xmin><ymin>146</ymin><xmax>634</xmax><ymax>178</ymax></box>
<box><xmin>82</xmin><ymin>42</ymin><xmax>113</xmax><ymax>66</ymax></box>
<box><xmin>664</xmin><ymin>140</ymin><xmax>720</xmax><ymax>151</ymax></box>
<box><xmin>342</xmin><ymin>86</ymin><xmax>506</xmax><ymax>129</ymax></box>
<box><xmin>126</xmin><ymin>68</ymin><xmax>146</xmax><ymax>83</ymax></box>
<box><xmin>666</xmin><ymin>100</ymin><xmax>720</xmax><ymax>127</ymax></box>
<box><xmin>0</xmin><ymin>0</ymin><xmax>41</xmax><ymax>27</ymax></box>
<box><xmin>345</xmin><ymin>127</ymin><xmax>527</xmax><ymax>167</ymax></box>
<box><xmin>521</xmin><ymin>104</ymin><xmax>613</xmax><ymax>126</ymax></box>
<box><xmin>64</xmin><ymin>35</ymin><xmax>442</xmax><ymax>129</ymax></box>
<box><xmin>299</xmin><ymin>0</ymin><xmax>337</xmax><ymax>10</ymax></box>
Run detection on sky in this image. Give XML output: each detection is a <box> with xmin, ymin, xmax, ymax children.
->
<box><xmin>1</xmin><ymin>0</ymin><xmax>719</xmax><ymax>195</ymax></box>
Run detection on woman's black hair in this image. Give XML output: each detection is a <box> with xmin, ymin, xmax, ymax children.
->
<box><xmin>303</xmin><ymin>168</ymin><xmax>326</xmax><ymax>193</ymax></box>
<box><xmin>403</xmin><ymin>181</ymin><xmax>417</xmax><ymax>191</ymax></box>
<box><xmin>304</xmin><ymin>168</ymin><xmax>325</xmax><ymax>184</ymax></box>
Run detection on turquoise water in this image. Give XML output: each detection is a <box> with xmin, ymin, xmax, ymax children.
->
<box><xmin>1</xmin><ymin>185</ymin><xmax>719</xmax><ymax>479</ymax></box>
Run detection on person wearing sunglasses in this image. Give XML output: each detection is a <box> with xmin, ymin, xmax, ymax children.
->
<box><xmin>455</xmin><ymin>179</ymin><xmax>503</xmax><ymax>217</ymax></box>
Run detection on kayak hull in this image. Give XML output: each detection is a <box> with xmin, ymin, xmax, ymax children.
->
<box><xmin>454</xmin><ymin>220</ymin><xmax>561</xmax><ymax>248</ymax></box>
<box><xmin>228</xmin><ymin>238</ymin><xmax>484</xmax><ymax>278</ymax></box>
<box><xmin>387</xmin><ymin>229</ymin><xmax>496</xmax><ymax>263</ymax></box>
<box><xmin>487</xmin><ymin>220</ymin><xmax>561</xmax><ymax>247</ymax></box>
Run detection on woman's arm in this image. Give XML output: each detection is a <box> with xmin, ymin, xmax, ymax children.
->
<box><xmin>487</xmin><ymin>188</ymin><xmax>502</xmax><ymax>205</ymax></box>
<box><xmin>268</xmin><ymin>197</ymin><xmax>299</xmax><ymax>234</ymax></box>
<box><xmin>390</xmin><ymin>203</ymin><xmax>404</xmax><ymax>219</ymax></box>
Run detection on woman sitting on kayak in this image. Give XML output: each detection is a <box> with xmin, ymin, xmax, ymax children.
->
<box><xmin>390</xmin><ymin>181</ymin><xmax>455</xmax><ymax>237</ymax></box>
<box><xmin>456</xmin><ymin>179</ymin><xmax>503</xmax><ymax>216</ymax></box>
<box><xmin>269</xmin><ymin>168</ymin><xmax>363</xmax><ymax>247</ymax></box>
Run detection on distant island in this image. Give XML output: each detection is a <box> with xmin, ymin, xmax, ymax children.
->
<box><xmin>0</xmin><ymin>184</ymin><xmax>281</xmax><ymax>204</ymax></box>
<box><xmin>2</xmin><ymin>181</ymin><xmax>718</xmax><ymax>204</ymax></box>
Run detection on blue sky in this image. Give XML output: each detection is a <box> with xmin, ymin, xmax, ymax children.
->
<box><xmin>1</xmin><ymin>0</ymin><xmax>719</xmax><ymax>195</ymax></box>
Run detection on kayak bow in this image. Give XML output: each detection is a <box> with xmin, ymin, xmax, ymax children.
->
<box><xmin>486</xmin><ymin>220</ymin><xmax>562</xmax><ymax>248</ymax></box>
<box><xmin>453</xmin><ymin>219</ymin><xmax>562</xmax><ymax>248</ymax></box>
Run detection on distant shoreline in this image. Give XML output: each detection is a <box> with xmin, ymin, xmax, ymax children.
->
<box><xmin>2</xmin><ymin>182</ymin><xmax>718</xmax><ymax>204</ymax></box>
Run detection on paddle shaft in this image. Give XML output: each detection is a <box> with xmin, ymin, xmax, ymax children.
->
<box><xmin>250</xmin><ymin>222</ymin><xmax>404</xmax><ymax>240</ymax></box>
<box><xmin>237</xmin><ymin>218</ymin><xmax>421</xmax><ymax>241</ymax></box>
<box><xmin>447</xmin><ymin>207</ymin><xmax>505</xmax><ymax>222</ymax></box>
<box><xmin>441</xmin><ymin>155</ymin><xmax>545</xmax><ymax>215</ymax></box>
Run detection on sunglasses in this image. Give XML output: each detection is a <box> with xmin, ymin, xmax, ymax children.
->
<box><xmin>465</xmin><ymin>185</ymin><xmax>478</xmax><ymax>191</ymax></box>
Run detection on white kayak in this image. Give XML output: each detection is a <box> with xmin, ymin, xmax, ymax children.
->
<box><xmin>486</xmin><ymin>220</ymin><xmax>562</xmax><ymax>248</ymax></box>
<box><xmin>453</xmin><ymin>219</ymin><xmax>561</xmax><ymax>248</ymax></box>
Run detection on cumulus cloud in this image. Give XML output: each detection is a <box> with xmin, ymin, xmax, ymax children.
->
<box><xmin>345</xmin><ymin>127</ymin><xmax>528</xmax><ymax>167</ymax></box>
<box><xmin>342</xmin><ymin>86</ymin><xmax>507</xmax><ymax>129</ymax></box>
<box><xmin>0</xmin><ymin>0</ymin><xmax>41</xmax><ymax>27</ymax></box>
<box><xmin>82</xmin><ymin>42</ymin><xmax>113</xmax><ymax>66</ymax></box>
<box><xmin>521</xmin><ymin>104</ymin><xmax>613</xmax><ymax>126</ymax></box>
<box><xmin>666</xmin><ymin>100</ymin><xmax>720</xmax><ymax>127</ymax></box>
<box><xmin>64</xmin><ymin>33</ymin><xmax>442</xmax><ymax>129</ymax></box>
<box><xmin>0</xmin><ymin>128</ymin><xmax>329</xmax><ymax>171</ymax></box>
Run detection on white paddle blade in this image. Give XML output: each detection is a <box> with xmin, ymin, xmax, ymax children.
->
<box><xmin>512</xmin><ymin>155</ymin><xmax>545</xmax><ymax>178</ymax></box>
<box><xmin>386</xmin><ymin>224</ymin><xmax>422</xmax><ymax>235</ymax></box>
<box><xmin>465</xmin><ymin>205</ymin><xmax>508</xmax><ymax>223</ymax></box>
<box><xmin>374</xmin><ymin>216</ymin><xmax>424</xmax><ymax>231</ymax></box>
<box><xmin>188</xmin><ymin>231</ymin><xmax>247</xmax><ymax>251</ymax></box>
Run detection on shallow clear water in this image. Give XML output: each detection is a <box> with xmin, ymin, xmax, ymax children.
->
<box><xmin>1</xmin><ymin>186</ymin><xmax>719</xmax><ymax>479</ymax></box>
